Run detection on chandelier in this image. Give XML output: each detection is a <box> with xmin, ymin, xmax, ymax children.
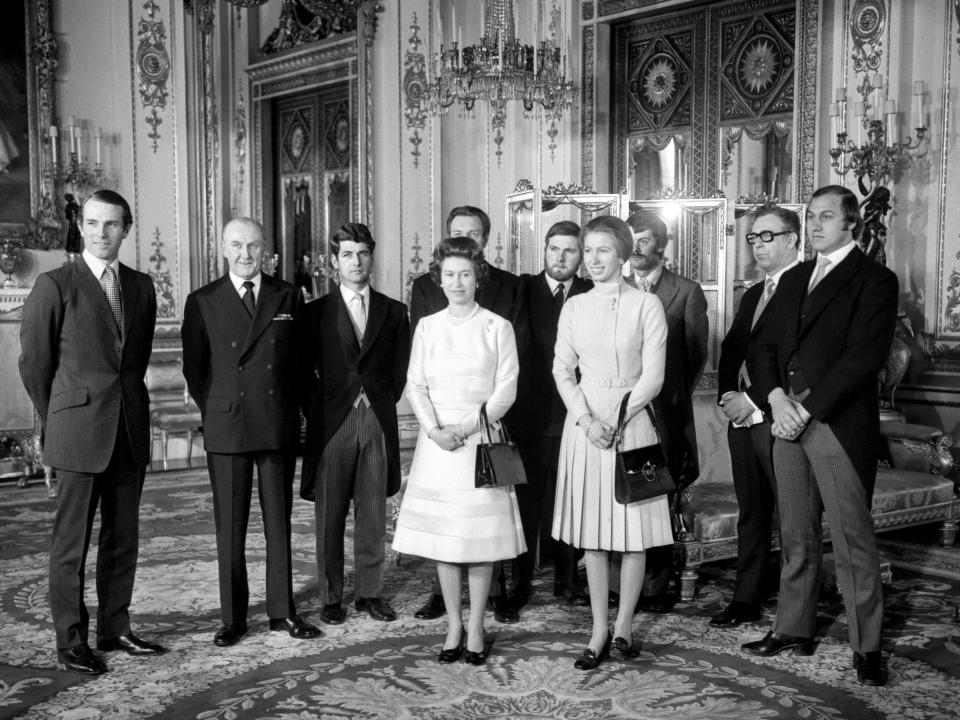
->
<box><xmin>426</xmin><ymin>0</ymin><xmax>576</xmax><ymax>162</ymax></box>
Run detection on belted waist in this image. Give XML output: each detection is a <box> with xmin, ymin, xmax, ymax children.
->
<box><xmin>581</xmin><ymin>375</ymin><xmax>632</xmax><ymax>388</ymax></box>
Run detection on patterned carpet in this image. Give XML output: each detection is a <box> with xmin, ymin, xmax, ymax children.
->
<box><xmin>1</xmin><ymin>468</ymin><xmax>959</xmax><ymax>720</ymax></box>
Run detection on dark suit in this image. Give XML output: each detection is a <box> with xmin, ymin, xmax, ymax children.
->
<box><xmin>19</xmin><ymin>256</ymin><xmax>157</xmax><ymax>650</ymax></box>
<box><xmin>182</xmin><ymin>273</ymin><xmax>304</xmax><ymax>626</ymax></box>
<box><xmin>513</xmin><ymin>272</ymin><xmax>592</xmax><ymax>592</ymax></box>
<box><xmin>299</xmin><ymin>287</ymin><xmax>410</xmax><ymax>604</ymax></box>
<box><xmin>755</xmin><ymin>246</ymin><xmax>898</xmax><ymax>652</ymax></box>
<box><xmin>716</xmin><ymin>279</ymin><xmax>778</xmax><ymax>607</ymax></box>
<box><xmin>629</xmin><ymin>267</ymin><xmax>708</xmax><ymax>598</ymax></box>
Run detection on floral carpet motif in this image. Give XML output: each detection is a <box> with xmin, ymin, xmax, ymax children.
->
<box><xmin>1</xmin><ymin>470</ymin><xmax>959</xmax><ymax>719</ymax></box>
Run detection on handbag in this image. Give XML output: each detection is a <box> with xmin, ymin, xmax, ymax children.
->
<box><xmin>614</xmin><ymin>392</ymin><xmax>676</xmax><ymax>504</ymax></box>
<box><xmin>474</xmin><ymin>403</ymin><xmax>527</xmax><ymax>488</ymax></box>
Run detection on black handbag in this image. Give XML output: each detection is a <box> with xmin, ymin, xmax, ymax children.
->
<box><xmin>474</xmin><ymin>403</ymin><xmax>527</xmax><ymax>488</ymax></box>
<box><xmin>614</xmin><ymin>392</ymin><xmax>676</xmax><ymax>504</ymax></box>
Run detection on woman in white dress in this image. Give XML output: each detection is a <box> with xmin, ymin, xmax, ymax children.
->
<box><xmin>393</xmin><ymin>237</ymin><xmax>525</xmax><ymax>665</ymax></box>
<box><xmin>551</xmin><ymin>215</ymin><xmax>671</xmax><ymax>669</ymax></box>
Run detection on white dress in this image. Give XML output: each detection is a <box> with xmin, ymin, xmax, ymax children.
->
<box><xmin>392</xmin><ymin>304</ymin><xmax>527</xmax><ymax>563</ymax></box>
<box><xmin>551</xmin><ymin>279</ymin><xmax>674</xmax><ymax>552</ymax></box>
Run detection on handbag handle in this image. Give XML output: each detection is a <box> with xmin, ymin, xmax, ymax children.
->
<box><xmin>615</xmin><ymin>392</ymin><xmax>662</xmax><ymax>451</ymax></box>
<box><xmin>479</xmin><ymin>403</ymin><xmax>512</xmax><ymax>447</ymax></box>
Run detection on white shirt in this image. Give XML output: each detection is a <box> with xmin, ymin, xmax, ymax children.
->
<box><xmin>810</xmin><ymin>241</ymin><xmax>857</xmax><ymax>289</ymax></box>
<box><xmin>338</xmin><ymin>282</ymin><xmax>370</xmax><ymax>311</ymax></box>
<box><xmin>82</xmin><ymin>249</ymin><xmax>120</xmax><ymax>282</ymax></box>
<box><xmin>229</xmin><ymin>271</ymin><xmax>262</xmax><ymax>302</ymax></box>
<box><xmin>544</xmin><ymin>274</ymin><xmax>572</xmax><ymax>299</ymax></box>
<box><xmin>633</xmin><ymin>262</ymin><xmax>663</xmax><ymax>290</ymax></box>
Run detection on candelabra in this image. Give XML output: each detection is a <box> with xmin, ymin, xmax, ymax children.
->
<box><xmin>49</xmin><ymin>117</ymin><xmax>106</xmax><ymax>255</ymax></box>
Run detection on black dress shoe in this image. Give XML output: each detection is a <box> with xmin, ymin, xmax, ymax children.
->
<box><xmin>57</xmin><ymin>643</ymin><xmax>106</xmax><ymax>675</ymax></box>
<box><xmin>414</xmin><ymin>593</ymin><xmax>445</xmax><ymax>620</ymax></box>
<box><xmin>492</xmin><ymin>595</ymin><xmax>519</xmax><ymax>623</ymax></box>
<box><xmin>742</xmin><ymin>631</ymin><xmax>815</xmax><ymax>657</ymax></box>
<box><xmin>320</xmin><ymin>603</ymin><xmax>346</xmax><ymax>625</ymax></box>
<box><xmin>97</xmin><ymin>632</ymin><xmax>166</xmax><ymax>656</ymax></box>
<box><xmin>709</xmin><ymin>603</ymin><xmax>762</xmax><ymax>629</ymax></box>
<box><xmin>269</xmin><ymin>615</ymin><xmax>322</xmax><ymax>639</ymax></box>
<box><xmin>464</xmin><ymin>648</ymin><xmax>488</xmax><ymax>665</ymax></box>
<box><xmin>508</xmin><ymin>583</ymin><xmax>532</xmax><ymax>611</ymax></box>
<box><xmin>356</xmin><ymin>597</ymin><xmax>397</xmax><ymax>622</ymax></box>
<box><xmin>438</xmin><ymin>625</ymin><xmax>465</xmax><ymax>664</ymax></box>
<box><xmin>853</xmin><ymin>651</ymin><xmax>888</xmax><ymax>686</ymax></box>
<box><xmin>636</xmin><ymin>593</ymin><xmax>674</xmax><ymax>614</ymax></box>
<box><xmin>574</xmin><ymin>633</ymin><xmax>611</xmax><ymax>670</ymax></box>
<box><xmin>213</xmin><ymin>624</ymin><xmax>247</xmax><ymax>647</ymax></box>
<box><xmin>612</xmin><ymin>634</ymin><xmax>639</xmax><ymax>659</ymax></box>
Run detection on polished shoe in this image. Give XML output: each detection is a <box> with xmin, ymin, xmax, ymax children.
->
<box><xmin>57</xmin><ymin>643</ymin><xmax>106</xmax><ymax>675</ymax></box>
<box><xmin>464</xmin><ymin>637</ymin><xmax>489</xmax><ymax>666</ymax></box>
<box><xmin>574</xmin><ymin>633</ymin><xmax>612</xmax><ymax>670</ymax></box>
<box><xmin>414</xmin><ymin>593</ymin><xmax>445</xmax><ymax>620</ymax></box>
<box><xmin>709</xmin><ymin>602</ymin><xmax>762</xmax><ymax>629</ymax></box>
<box><xmin>213</xmin><ymin>624</ymin><xmax>247</xmax><ymax>647</ymax></box>
<box><xmin>853</xmin><ymin>651</ymin><xmax>888</xmax><ymax>686</ymax></box>
<box><xmin>507</xmin><ymin>583</ymin><xmax>532</xmax><ymax>611</ymax></box>
<box><xmin>612</xmin><ymin>634</ymin><xmax>640</xmax><ymax>660</ymax></box>
<box><xmin>356</xmin><ymin>597</ymin><xmax>397</xmax><ymax>622</ymax></box>
<box><xmin>320</xmin><ymin>603</ymin><xmax>346</xmax><ymax>625</ymax></box>
<box><xmin>269</xmin><ymin>615</ymin><xmax>322</xmax><ymax>639</ymax></box>
<box><xmin>742</xmin><ymin>631</ymin><xmax>815</xmax><ymax>657</ymax></box>
<box><xmin>97</xmin><ymin>632</ymin><xmax>166</xmax><ymax>656</ymax></box>
<box><xmin>438</xmin><ymin>625</ymin><xmax>465</xmax><ymax>664</ymax></box>
<box><xmin>636</xmin><ymin>593</ymin><xmax>674</xmax><ymax>614</ymax></box>
<box><xmin>492</xmin><ymin>595</ymin><xmax>519</xmax><ymax>623</ymax></box>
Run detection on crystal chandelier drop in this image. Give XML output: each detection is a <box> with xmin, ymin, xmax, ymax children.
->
<box><xmin>427</xmin><ymin>0</ymin><xmax>576</xmax><ymax>162</ymax></box>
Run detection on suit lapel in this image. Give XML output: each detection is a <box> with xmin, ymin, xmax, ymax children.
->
<box><xmin>478</xmin><ymin>263</ymin><xmax>503</xmax><ymax>310</ymax></box>
<box><xmin>118</xmin><ymin>264</ymin><xmax>142</xmax><ymax>345</ymax></box>
<box><xmin>77</xmin><ymin>258</ymin><xmax>121</xmax><ymax>343</ymax></box>
<box><xmin>241</xmin><ymin>275</ymin><xmax>282</xmax><ymax>357</ymax></box>
<box><xmin>332</xmin><ymin>288</ymin><xmax>361</xmax><ymax>354</ymax></box>
<box><xmin>359</xmin><ymin>289</ymin><xmax>387</xmax><ymax>359</ymax></box>
<box><xmin>799</xmin><ymin>249</ymin><xmax>862</xmax><ymax>337</ymax></box>
<box><xmin>654</xmin><ymin>269</ymin><xmax>680</xmax><ymax>311</ymax></box>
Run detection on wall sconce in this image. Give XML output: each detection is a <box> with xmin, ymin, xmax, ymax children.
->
<box><xmin>49</xmin><ymin>117</ymin><xmax>107</xmax><ymax>258</ymax></box>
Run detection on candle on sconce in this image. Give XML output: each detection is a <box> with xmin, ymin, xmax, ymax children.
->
<box><xmin>872</xmin><ymin>75</ymin><xmax>883</xmax><ymax>120</ymax></box>
<box><xmin>884</xmin><ymin>100</ymin><xmax>896</xmax><ymax>146</ymax></box>
<box><xmin>914</xmin><ymin>80</ymin><xmax>926</xmax><ymax>128</ymax></box>
<box><xmin>49</xmin><ymin>125</ymin><xmax>58</xmax><ymax>166</ymax></box>
<box><xmin>457</xmin><ymin>22</ymin><xmax>462</xmax><ymax>66</ymax></box>
<box><xmin>75</xmin><ymin>128</ymin><xmax>82</xmax><ymax>165</ymax></box>
<box><xmin>854</xmin><ymin>102</ymin><xmax>865</xmax><ymax>145</ymax></box>
<box><xmin>834</xmin><ymin>86</ymin><xmax>846</xmax><ymax>103</ymax></box>
<box><xmin>94</xmin><ymin>126</ymin><xmax>102</xmax><ymax>165</ymax></box>
<box><xmin>829</xmin><ymin>102</ymin><xmax>839</xmax><ymax>140</ymax></box>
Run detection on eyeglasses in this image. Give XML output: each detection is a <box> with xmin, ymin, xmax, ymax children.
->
<box><xmin>745</xmin><ymin>230</ymin><xmax>792</xmax><ymax>245</ymax></box>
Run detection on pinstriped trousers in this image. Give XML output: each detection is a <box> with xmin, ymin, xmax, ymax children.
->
<box><xmin>315</xmin><ymin>402</ymin><xmax>389</xmax><ymax>605</ymax></box>
<box><xmin>771</xmin><ymin>417</ymin><xmax>883</xmax><ymax>653</ymax></box>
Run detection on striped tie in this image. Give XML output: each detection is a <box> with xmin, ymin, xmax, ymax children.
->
<box><xmin>102</xmin><ymin>265</ymin><xmax>124</xmax><ymax>339</ymax></box>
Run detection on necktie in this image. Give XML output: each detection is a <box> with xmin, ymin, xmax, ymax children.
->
<box><xmin>751</xmin><ymin>277</ymin><xmax>776</xmax><ymax>329</ymax></box>
<box><xmin>638</xmin><ymin>277</ymin><xmax>652</xmax><ymax>293</ymax></box>
<box><xmin>553</xmin><ymin>283</ymin><xmax>565</xmax><ymax>312</ymax></box>
<box><xmin>241</xmin><ymin>280</ymin><xmax>256</xmax><ymax>317</ymax></box>
<box><xmin>808</xmin><ymin>256</ymin><xmax>832</xmax><ymax>292</ymax></box>
<box><xmin>102</xmin><ymin>265</ymin><xmax>124</xmax><ymax>338</ymax></box>
<box><xmin>351</xmin><ymin>293</ymin><xmax>367</xmax><ymax>338</ymax></box>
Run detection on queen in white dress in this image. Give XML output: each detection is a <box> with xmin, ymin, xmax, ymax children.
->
<box><xmin>393</xmin><ymin>236</ymin><xmax>525</xmax><ymax>665</ymax></box>
<box><xmin>551</xmin><ymin>215</ymin><xmax>671</xmax><ymax>670</ymax></box>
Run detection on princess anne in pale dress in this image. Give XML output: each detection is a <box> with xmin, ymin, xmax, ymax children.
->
<box><xmin>392</xmin><ymin>237</ymin><xmax>526</xmax><ymax>666</ymax></box>
<box><xmin>552</xmin><ymin>215</ymin><xmax>671</xmax><ymax>669</ymax></box>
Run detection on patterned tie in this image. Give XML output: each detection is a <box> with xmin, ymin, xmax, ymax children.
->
<box><xmin>351</xmin><ymin>293</ymin><xmax>367</xmax><ymax>338</ymax></box>
<box><xmin>638</xmin><ymin>277</ymin><xmax>652</xmax><ymax>293</ymax></box>
<box><xmin>101</xmin><ymin>265</ymin><xmax>124</xmax><ymax>339</ymax></box>
<box><xmin>751</xmin><ymin>277</ymin><xmax>776</xmax><ymax>329</ymax></box>
<box><xmin>553</xmin><ymin>283</ymin><xmax>565</xmax><ymax>312</ymax></box>
<box><xmin>241</xmin><ymin>280</ymin><xmax>256</xmax><ymax>317</ymax></box>
<box><xmin>808</xmin><ymin>256</ymin><xmax>832</xmax><ymax>292</ymax></box>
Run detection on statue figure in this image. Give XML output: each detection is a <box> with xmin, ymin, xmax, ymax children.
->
<box><xmin>858</xmin><ymin>185</ymin><xmax>891</xmax><ymax>265</ymax></box>
<box><xmin>64</xmin><ymin>193</ymin><xmax>82</xmax><ymax>253</ymax></box>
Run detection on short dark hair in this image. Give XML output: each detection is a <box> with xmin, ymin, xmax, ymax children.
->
<box><xmin>83</xmin><ymin>189</ymin><xmax>133</xmax><ymax>231</ymax></box>
<box><xmin>810</xmin><ymin>184</ymin><xmax>862</xmax><ymax>239</ymax></box>
<box><xmin>544</xmin><ymin>220</ymin><xmax>581</xmax><ymax>246</ymax></box>
<box><xmin>445</xmin><ymin>206</ymin><xmax>490</xmax><ymax>240</ymax></box>
<box><xmin>330</xmin><ymin>222</ymin><xmax>376</xmax><ymax>255</ymax></box>
<box><xmin>428</xmin><ymin>236</ymin><xmax>489</xmax><ymax>288</ymax></box>
<box><xmin>625</xmin><ymin>210</ymin><xmax>668</xmax><ymax>249</ymax></box>
<box><xmin>580</xmin><ymin>216</ymin><xmax>633</xmax><ymax>262</ymax></box>
<box><xmin>754</xmin><ymin>205</ymin><xmax>802</xmax><ymax>248</ymax></box>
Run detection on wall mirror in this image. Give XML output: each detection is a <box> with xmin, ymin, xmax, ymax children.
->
<box><xmin>720</xmin><ymin>122</ymin><xmax>794</xmax><ymax>201</ymax></box>
<box><xmin>627</xmin><ymin>134</ymin><xmax>690</xmax><ymax>200</ymax></box>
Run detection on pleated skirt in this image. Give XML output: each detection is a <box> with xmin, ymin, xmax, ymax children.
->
<box><xmin>551</xmin><ymin>383</ymin><xmax>673</xmax><ymax>552</ymax></box>
<box><xmin>392</xmin><ymin>430</ymin><xmax>527</xmax><ymax>563</ymax></box>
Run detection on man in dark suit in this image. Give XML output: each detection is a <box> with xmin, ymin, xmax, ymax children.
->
<box><xmin>182</xmin><ymin>217</ymin><xmax>321</xmax><ymax>647</ymax></box>
<box><xmin>742</xmin><ymin>185</ymin><xmax>898</xmax><ymax>687</ymax></box>
<box><xmin>20</xmin><ymin>189</ymin><xmax>164</xmax><ymax>674</ymax></box>
<box><xmin>625</xmin><ymin>210</ymin><xmax>708</xmax><ymax>612</ymax></box>
<box><xmin>510</xmin><ymin>221</ymin><xmax>592</xmax><ymax>611</ymax></box>
<box><xmin>409</xmin><ymin>205</ymin><xmax>528</xmax><ymax>622</ymax></box>
<box><xmin>299</xmin><ymin>223</ymin><xmax>410</xmax><ymax>625</ymax></box>
<box><xmin>711</xmin><ymin>205</ymin><xmax>799</xmax><ymax>629</ymax></box>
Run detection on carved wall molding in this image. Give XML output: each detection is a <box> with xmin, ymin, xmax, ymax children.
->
<box><xmin>137</xmin><ymin>0</ymin><xmax>172</xmax><ymax>153</ymax></box>
<box><xmin>402</xmin><ymin>13</ymin><xmax>428</xmax><ymax>168</ymax></box>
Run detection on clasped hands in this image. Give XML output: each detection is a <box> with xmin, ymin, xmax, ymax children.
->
<box><xmin>428</xmin><ymin>424</ymin><xmax>467</xmax><ymax>451</ymax></box>
<box><xmin>577</xmin><ymin>413</ymin><xmax>615</xmax><ymax>450</ymax></box>
<box><xmin>768</xmin><ymin>388</ymin><xmax>811</xmax><ymax>441</ymax></box>
<box><xmin>719</xmin><ymin>390</ymin><xmax>756</xmax><ymax>425</ymax></box>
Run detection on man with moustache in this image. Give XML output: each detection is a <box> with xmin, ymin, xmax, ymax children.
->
<box><xmin>20</xmin><ymin>190</ymin><xmax>163</xmax><ymax>674</ymax></box>
<box><xmin>509</xmin><ymin>221</ymin><xmax>593</xmax><ymax>611</ymax></box>
<box><xmin>742</xmin><ymin>185</ymin><xmax>898</xmax><ymax>687</ymax></box>
<box><xmin>711</xmin><ymin>205</ymin><xmax>799</xmax><ymax>629</ymax></box>
<box><xmin>625</xmin><ymin>210</ymin><xmax>708</xmax><ymax>612</ymax></box>
<box><xmin>409</xmin><ymin>205</ymin><xmax>529</xmax><ymax>623</ymax></box>
<box><xmin>299</xmin><ymin>223</ymin><xmax>410</xmax><ymax>625</ymax></box>
<box><xmin>182</xmin><ymin>218</ymin><xmax>322</xmax><ymax>647</ymax></box>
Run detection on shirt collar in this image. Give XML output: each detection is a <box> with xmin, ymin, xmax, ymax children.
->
<box><xmin>229</xmin><ymin>271</ymin><xmax>261</xmax><ymax>295</ymax></box>
<box><xmin>817</xmin><ymin>241</ymin><xmax>857</xmax><ymax>267</ymax></box>
<box><xmin>634</xmin><ymin>262</ymin><xmax>663</xmax><ymax>288</ymax></box>
<box><xmin>543</xmin><ymin>273</ymin><xmax>572</xmax><ymax>296</ymax></box>
<box><xmin>339</xmin><ymin>282</ymin><xmax>370</xmax><ymax>306</ymax></box>
<box><xmin>767</xmin><ymin>259</ymin><xmax>799</xmax><ymax>285</ymax></box>
<box><xmin>82</xmin><ymin>250</ymin><xmax>119</xmax><ymax>280</ymax></box>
